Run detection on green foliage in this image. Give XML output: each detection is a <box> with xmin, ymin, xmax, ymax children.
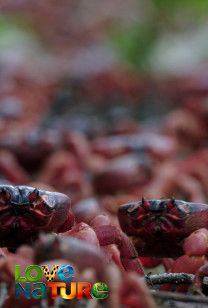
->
<box><xmin>154</xmin><ymin>0</ymin><xmax>208</xmax><ymax>18</ymax></box>
<box><xmin>109</xmin><ymin>23</ymin><xmax>157</xmax><ymax>71</ymax></box>
<box><xmin>109</xmin><ymin>1</ymin><xmax>208</xmax><ymax>71</ymax></box>
<box><xmin>0</xmin><ymin>13</ymin><xmax>37</xmax><ymax>51</ymax></box>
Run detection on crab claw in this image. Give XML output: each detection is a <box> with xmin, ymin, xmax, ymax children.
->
<box><xmin>184</xmin><ymin>228</ymin><xmax>208</xmax><ymax>256</ymax></box>
<box><xmin>118</xmin><ymin>202</ymin><xmax>138</xmax><ymax>235</ymax></box>
<box><xmin>165</xmin><ymin>228</ymin><xmax>208</xmax><ymax>275</ymax></box>
<box><xmin>160</xmin><ymin>228</ymin><xmax>208</xmax><ymax>292</ymax></box>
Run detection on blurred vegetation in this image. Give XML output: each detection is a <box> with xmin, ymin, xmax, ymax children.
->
<box><xmin>0</xmin><ymin>13</ymin><xmax>37</xmax><ymax>51</ymax></box>
<box><xmin>109</xmin><ymin>0</ymin><xmax>208</xmax><ymax>72</ymax></box>
<box><xmin>1</xmin><ymin>1</ymin><xmax>208</xmax><ymax>74</ymax></box>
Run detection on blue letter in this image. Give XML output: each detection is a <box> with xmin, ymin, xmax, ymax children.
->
<box><xmin>15</xmin><ymin>283</ymin><xmax>30</xmax><ymax>299</ymax></box>
<box><xmin>58</xmin><ymin>265</ymin><xmax>74</xmax><ymax>281</ymax></box>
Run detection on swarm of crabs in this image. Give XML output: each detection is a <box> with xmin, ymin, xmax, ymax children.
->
<box><xmin>1</xmin><ymin>10</ymin><xmax>208</xmax><ymax>304</ymax></box>
<box><xmin>0</xmin><ymin>70</ymin><xmax>208</xmax><ymax>308</ymax></box>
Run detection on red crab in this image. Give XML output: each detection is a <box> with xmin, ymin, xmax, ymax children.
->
<box><xmin>118</xmin><ymin>197</ymin><xmax>208</xmax><ymax>290</ymax></box>
<box><xmin>0</xmin><ymin>185</ymin><xmax>144</xmax><ymax>275</ymax></box>
<box><xmin>0</xmin><ymin>184</ymin><xmax>74</xmax><ymax>249</ymax></box>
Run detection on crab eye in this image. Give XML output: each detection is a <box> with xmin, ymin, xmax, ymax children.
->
<box><xmin>140</xmin><ymin>197</ymin><xmax>150</xmax><ymax>211</ymax></box>
<box><xmin>166</xmin><ymin>197</ymin><xmax>176</xmax><ymax>212</ymax></box>
<box><xmin>29</xmin><ymin>189</ymin><xmax>39</xmax><ymax>203</ymax></box>
<box><xmin>166</xmin><ymin>201</ymin><xmax>174</xmax><ymax>211</ymax></box>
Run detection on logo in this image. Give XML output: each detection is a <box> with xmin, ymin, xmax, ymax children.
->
<box><xmin>15</xmin><ymin>265</ymin><xmax>108</xmax><ymax>300</ymax></box>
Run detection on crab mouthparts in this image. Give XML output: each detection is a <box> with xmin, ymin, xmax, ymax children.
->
<box><xmin>10</xmin><ymin>203</ymin><xmax>30</xmax><ymax>214</ymax></box>
<box><xmin>144</xmin><ymin>216</ymin><xmax>175</xmax><ymax>237</ymax></box>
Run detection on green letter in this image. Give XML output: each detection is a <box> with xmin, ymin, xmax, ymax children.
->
<box><xmin>25</xmin><ymin>265</ymin><xmax>42</xmax><ymax>282</ymax></box>
<box><xmin>15</xmin><ymin>265</ymin><xmax>26</xmax><ymax>282</ymax></box>
<box><xmin>91</xmin><ymin>283</ymin><xmax>108</xmax><ymax>299</ymax></box>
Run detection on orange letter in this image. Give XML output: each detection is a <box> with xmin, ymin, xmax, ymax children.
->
<box><xmin>48</xmin><ymin>283</ymin><xmax>66</xmax><ymax>299</ymax></box>
<box><xmin>60</xmin><ymin>282</ymin><xmax>76</xmax><ymax>299</ymax></box>
<box><xmin>77</xmin><ymin>283</ymin><xmax>93</xmax><ymax>299</ymax></box>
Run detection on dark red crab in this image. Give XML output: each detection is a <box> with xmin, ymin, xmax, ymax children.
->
<box><xmin>118</xmin><ymin>197</ymin><xmax>208</xmax><ymax>258</ymax></box>
<box><xmin>0</xmin><ymin>185</ymin><xmax>144</xmax><ymax>276</ymax></box>
<box><xmin>0</xmin><ymin>185</ymin><xmax>74</xmax><ymax>249</ymax></box>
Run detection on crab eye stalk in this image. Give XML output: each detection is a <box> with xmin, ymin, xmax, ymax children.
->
<box><xmin>29</xmin><ymin>189</ymin><xmax>39</xmax><ymax>203</ymax></box>
<box><xmin>166</xmin><ymin>197</ymin><xmax>176</xmax><ymax>211</ymax></box>
<box><xmin>171</xmin><ymin>197</ymin><xmax>175</xmax><ymax>204</ymax></box>
<box><xmin>140</xmin><ymin>197</ymin><xmax>150</xmax><ymax>211</ymax></box>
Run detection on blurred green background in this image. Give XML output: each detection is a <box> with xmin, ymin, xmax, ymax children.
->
<box><xmin>1</xmin><ymin>0</ymin><xmax>208</xmax><ymax>77</ymax></box>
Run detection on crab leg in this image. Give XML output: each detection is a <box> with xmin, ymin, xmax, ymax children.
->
<box><xmin>90</xmin><ymin>215</ymin><xmax>144</xmax><ymax>275</ymax></box>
